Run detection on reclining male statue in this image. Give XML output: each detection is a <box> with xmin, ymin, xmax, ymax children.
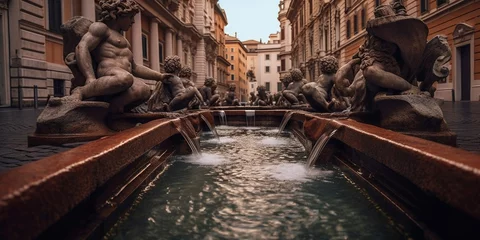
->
<box><xmin>52</xmin><ymin>0</ymin><xmax>172</xmax><ymax>113</ymax></box>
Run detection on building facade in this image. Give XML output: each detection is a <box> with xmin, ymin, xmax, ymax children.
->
<box><xmin>244</xmin><ymin>39</ymin><xmax>260</xmax><ymax>94</ymax></box>
<box><xmin>278</xmin><ymin>0</ymin><xmax>293</xmax><ymax>82</ymax></box>
<box><xmin>286</xmin><ymin>0</ymin><xmax>480</xmax><ymax>101</ymax></box>
<box><xmin>243</xmin><ymin>33</ymin><xmax>283</xmax><ymax>95</ymax></box>
<box><xmin>0</xmin><ymin>0</ymin><xmax>223</xmax><ymax>107</ymax></box>
<box><xmin>214</xmin><ymin>3</ymin><xmax>230</xmax><ymax>94</ymax></box>
<box><xmin>225</xmin><ymin>33</ymin><xmax>248</xmax><ymax>102</ymax></box>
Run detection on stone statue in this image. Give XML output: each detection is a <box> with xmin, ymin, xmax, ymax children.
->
<box><xmin>178</xmin><ymin>66</ymin><xmax>202</xmax><ymax>109</ymax></box>
<box><xmin>147</xmin><ymin>56</ymin><xmax>203</xmax><ymax>112</ymax></box>
<box><xmin>52</xmin><ymin>0</ymin><xmax>172</xmax><ymax>113</ymax></box>
<box><xmin>249</xmin><ymin>92</ymin><xmax>257</xmax><ymax>106</ymax></box>
<box><xmin>254</xmin><ymin>85</ymin><xmax>273</xmax><ymax>106</ymax></box>
<box><xmin>301</xmin><ymin>56</ymin><xmax>339</xmax><ymax>112</ymax></box>
<box><xmin>282</xmin><ymin>68</ymin><xmax>307</xmax><ymax>106</ymax></box>
<box><xmin>223</xmin><ymin>83</ymin><xmax>240</xmax><ymax>106</ymax></box>
<box><xmin>210</xmin><ymin>83</ymin><xmax>222</xmax><ymax>106</ymax></box>
<box><xmin>199</xmin><ymin>78</ymin><xmax>220</xmax><ymax>107</ymax></box>
<box><xmin>275</xmin><ymin>73</ymin><xmax>292</xmax><ymax>106</ymax></box>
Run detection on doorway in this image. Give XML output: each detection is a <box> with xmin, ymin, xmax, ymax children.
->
<box><xmin>459</xmin><ymin>44</ymin><xmax>471</xmax><ymax>101</ymax></box>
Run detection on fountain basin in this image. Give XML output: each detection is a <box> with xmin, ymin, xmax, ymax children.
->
<box><xmin>0</xmin><ymin>110</ymin><xmax>478</xmax><ymax>239</ymax></box>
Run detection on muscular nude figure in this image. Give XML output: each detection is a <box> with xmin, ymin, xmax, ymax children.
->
<box><xmin>60</xmin><ymin>0</ymin><xmax>171</xmax><ymax>113</ymax></box>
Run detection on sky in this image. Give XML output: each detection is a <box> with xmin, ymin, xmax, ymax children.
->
<box><xmin>218</xmin><ymin>0</ymin><xmax>280</xmax><ymax>42</ymax></box>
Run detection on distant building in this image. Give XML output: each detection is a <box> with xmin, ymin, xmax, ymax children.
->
<box><xmin>214</xmin><ymin>3</ymin><xmax>230</xmax><ymax>95</ymax></box>
<box><xmin>244</xmin><ymin>40</ymin><xmax>260</xmax><ymax>94</ymax></box>
<box><xmin>286</xmin><ymin>0</ymin><xmax>480</xmax><ymax>101</ymax></box>
<box><xmin>243</xmin><ymin>33</ymin><xmax>282</xmax><ymax>95</ymax></box>
<box><xmin>225</xmin><ymin>33</ymin><xmax>249</xmax><ymax>102</ymax></box>
<box><xmin>278</xmin><ymin>0</ymin><xmax>293</xmax><ymax>82</ymax></box>
<box><xmin>0</xmin><ymin>0</ymin><xmax>223</xmax><ymax>107</ymax></box>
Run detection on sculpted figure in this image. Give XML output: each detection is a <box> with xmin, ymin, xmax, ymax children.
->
<box><xmin>53</xmin><ymin>0</ymin><xmax>172</xmax><ymax>113</ymax></box>
<box><xmin>334</xmin><ymin>3</ymin><xmax>424</xmax><ymax>111</ymax></box>
<box><xmin>302</xmin><ymin>56</ymin><xmax>339</xmax><ymax>112</ymax></box>
<box><xmin>223</xmin><ymin>83</ymin><xmax>240</xmax><ymax>106</ymax></box>
<box><xmin>254</xmin><ymin>85</ymin><xmax>273</xmax><ymax>106</ymax></box>
<box><xmin>282</xmin><ymin>68</ymin><xmax>307</xmax><ymax>106</ymax></box>
<box><xmin>200</xmin><ymin>78</ymin><xmax>221</xmax><ymax>106</ymax></box>
<box><xmin>275</xmin><ymin>73</ymin><xmax>293</xmax><ymax>106</ymax></box>
<box><xmin>179</xmin><ymin>66</ymin><xmax>202</xmax><ymax>109</ymax></box>
<box><xmin>249</xmin><ymin>92</ymin><xmax>257</xmax><ymax>106</ymax></box>
<box><xmin>147</xmin><ymin>56</ymin><xmax>203</xmax><ymax>111</ymax></box>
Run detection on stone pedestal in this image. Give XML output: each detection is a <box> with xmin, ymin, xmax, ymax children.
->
<box><xmin>35</xmin><ymin>101</ymin><xmax>113</xmax><ymax>135</ymax></box>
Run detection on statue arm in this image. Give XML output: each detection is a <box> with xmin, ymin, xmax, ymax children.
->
<box><xmin>335</xmin><ymin>58</ymin><xmax>361</xmax><ymax>95</ymax></box>
<box><xmin>132</xmin><ymin>62</ymin><xmax>171</xmax><ymax>82</ymax></box>
<box><xmin>76</xmin><ymin>23</ymin><xmax>108</xmax><ymax>83</ymax></box>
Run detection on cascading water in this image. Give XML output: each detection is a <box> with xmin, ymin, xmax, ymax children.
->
<box><xmin>174</xmin><ymin>125</ymin><xmax>201</xmax><ymax>156</ymax></box>
<box><xmin>306</xmin><ymin>129</ymin><xmax>338</xmax><ymax>167</ymax></box>
<box><xmin>200</xmin><ymin>114</ymin><xmax>220</xmax><ymax>141</ymax></box>
<box><xmin>245</xmin><ymin>110</ymin><xmax>256</xmax><ymax>126</ymax></box>
<box><xmin>277</xmin><ymin>111</ymin><xmax>294</xmax><ymax>137</ymax></box>
<box><xmin>218</xmin><ymin>110</ymin><xmax>228</xmax><ymax>125</ymax></box>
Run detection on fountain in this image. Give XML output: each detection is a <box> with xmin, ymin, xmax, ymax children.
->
<box><xmin>2</xmin><ymin>1</ymin><xmax>479</xmax><ymax>239</ymax></box>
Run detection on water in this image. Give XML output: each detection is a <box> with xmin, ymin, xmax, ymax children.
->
<box><xmin>200</xmin><ymin>114</ymin><xmax>220</xmax><ymax>141</ymax></box>
<box><xmin>110</xmin><ymin>127</ymin><xmax>405</xmax><ymax>240</ymax></box>
<box><xmin>306</xmin><ymin>129</ymin><xmax>338</xmax><ymax>167</ymax></box>
<box><xmin>277</xmin><ymin>111</ymin><xmax>294</xmax><ymax>136</ymax></box>
<box><xmin>174</xmin><ymin>125</ymin><xmax>201</xmax><ymax>156</ymax></box>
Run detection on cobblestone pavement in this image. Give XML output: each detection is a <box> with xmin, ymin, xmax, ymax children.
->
<box><xmin>0</xmin><ymin>102</ymin><xmax>478</xmax><ymax>172</ymax></box>
<box><xmin>441</xmin><ymin>101</ymin><xmax>480</xmax><ymax>154</ymax></box>
<box><xmin>0</xmin><ymin>108</ymin><xmax>82</xmax><ymax>173</ymax></box>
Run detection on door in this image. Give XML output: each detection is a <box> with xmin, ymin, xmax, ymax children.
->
<box><xmin>460</xmin><ymin>45</ymin><xmax>471</xmax><ymax>101</ymax></box>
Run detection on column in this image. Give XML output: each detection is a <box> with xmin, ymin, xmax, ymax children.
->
<box><xmin>131</xmin><ymin>12</ymin><xmax>143</xmax><ymax>64</ymax></box>
<box><xmin>165</xmin><ymin>28</ymin><xmax>173</xmax><ymax>57</ymax></box>
<box><xmin>150</xmin><ymin>19</ymin><xmax>160</xmax><ymax>71</ymax></box>
<box><xmin>81</xmin><ymin>0</ymin><xmax>96</xmax><ymax>22</ymax></box>
<box><xmin>177</xmin><ymin>35</ymin><xmax>183</xmax><ymax>63</ymax></box>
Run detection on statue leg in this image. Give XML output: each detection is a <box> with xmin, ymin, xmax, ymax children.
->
<box><xmin>301</xmin><ymin>83</ymin><xmax>329</xmax><ymax>112</ymax></box>
<box><xmin>258</xmin><ymin>100</ymin><xmax>267</xmax><ymax>106</ymax></box>
<box><xmin>349</xmin><ymin>71</ymin><xmax>367</xmax><ymax>112</ymax></box>
<box><xmin>109</xmin><ymin>78</ymin><xmax>151</xmax><ymax>113</ymax></box>
<box><xmin>76</xmin><ymin>68</ymin><xmax>135</xmax><ymax>100</ymax></box>
<box><xmin>209</xmin><ymin>95</ymin><xmax>220</xmax><ymax>106</ymax></box>
<box><xmin>283</xmin><ymin>90</ymin><xmax>300</xmax><ymax>105</ymax></box>
<box><xmin>169</xmin><ymin>86</ymin><xmax>202</xmax><ymax>111</ymax></box>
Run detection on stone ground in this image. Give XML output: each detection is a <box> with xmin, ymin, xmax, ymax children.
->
<box><xmin>0</xmin><ymin>102</ymin><xmax>479</xmax><ymax>173</ymax></box>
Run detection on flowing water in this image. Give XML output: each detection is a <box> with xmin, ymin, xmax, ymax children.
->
<box><xmin>110</xmin><ymin>126</ymin><xmax>405</xmax><ymax>239</ymax></box>
<box><xmin>306</xmin><ymin>129</ymin><xmax>338</xmax><ymax>167</ymax></box>
<box><xmin>200</xmin><ymin>114</ymin><xmax>220</xmax><ymax>141</ymax></box>
<box><xmin>277</xmin><ymin>111</ymin><xmax>294</xmax><ymax>136</ymax></box>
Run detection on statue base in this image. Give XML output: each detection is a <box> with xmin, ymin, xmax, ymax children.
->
<box><xmin>374</xmin><ymin>94</ymin><xmax>445</xmax><ymax>132</ymax></box>
<box><xmin>34</xmin><ymin>99</ymin><xmax>114</xmax><ymax>136</ymax></box>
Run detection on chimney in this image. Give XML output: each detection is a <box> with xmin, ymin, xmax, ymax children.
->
<box><xmin>235</xmin><ymin>32</ymin><xmax>237</xmax><ymax>38</ymax></box>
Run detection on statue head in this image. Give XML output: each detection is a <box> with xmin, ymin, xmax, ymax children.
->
<box><xmin>179</xmin><ymin>66</ymin><xmax>192</xmax><ymax>78</ymax></box>
<box><xmin>319</xmin><ymin>56</ymin><xmax>339</xmax><ymax>75</ymax></box>
<box><xmin>228</xmin><ymin>83</ymin><xmax>236</xmax><ymax>91</ymax></box>
<box><xmin>250</xmin><ymin>91</ymin><xmax>255</xmax><ymax>97</ymax></box>
<box><xmin>256</xmin><ymin>85</ymin><xmax>266</xmax><ymax>93</ymax></box>
<box><xmin>290</xmin><ymin>68</ymin><xmax>304</xmax><ymax>82</ymax></box>
<box><xmin>164</xmin><ymin>55</ymin><xmax>182</xmax><ymax>75</ymax></box>
<box><xmin>281</xmin><ymin>73</ymin><xmax>293</xmax><ymax>88</ymax></box>
<box><xmin>98</xmin><ymin>0</ymin><xmax>140</xmax><ymax>31</ymax></box>
<box><xmin>204</xmin><ymin>78</ymin><xmax>216</xmax><ymax>87</ymax></box>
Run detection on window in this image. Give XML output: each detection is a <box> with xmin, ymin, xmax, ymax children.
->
<box><xmin>277</xmin><ymin>82</ymin><xmax>283</xmax><ymax>92</ymax></box>
<box><xmin>231</xmin><ymin>65</ymin><xmax>234</xmax><ymax>70</ymax></box>
<box><xmin>345</xmin><ymin>0</ymin><xmax>352</xmax><ymax>11</ymax></box>
<box><xmin>361</xmin><ymin>8</ymin><xmax>366</xmax><ymax>29</ymax></box>
<box><xmin>420</xmin><ymin>0</ymin><xmax>428</xmax><ymax>13</ymax></box>
<box><xmin>281</xmin><ymin>59</ymin><xmax>286</xmax><ymax>71</ymax></box>
<box><xmin>231</xmin><ymin>55</ymin><xmax>234</xmax><ymax>60</ymax></box>
<box><xmin>346</xmin><ymin>20</ymin><xmax>351</xmax><ymax>39</ymax></box>
<box><xmin>353</xmin><ymin>14</ymin><xmax>358</xmax><ymax>34</ymax></box>
<box><xmin>266</xmin><ymin>54</ymin><xmax>270</xmax><ymax>60</ymax></box>
<box><xmin>159</xmin><ymin>43</ymin><xmax>164</xmax><ymax>63</ymax></box>
<box><xmin>437</xmin><ymin>0</ymin><xmax>448</xmax><ymax>7</ymax></box>
<box><xmin>265</xmin><ymin>66</ymin><xmax>270</xmax><ymax>73</ymax></box>
<box><xmin>277</xmin><ymin>66</ymin><xmax>280</xmax><ymax>72</ymax></box>
<box><xmin>231</xmin><ymin>75</ymin><xmax>235</xmax><ymax>80</ymax></box>
<box><xmin>53</xmin><ymin>79</ymin><xmax>65</xmax><ymax>97</ymax></box>
<box><xmin>48</xmin><ymin>0</ymin><xmax>62</xmax><ymax>33</ymax></box>
<box><xmin>265</xmin><ymin>82</ymin><xmax>270</xmax><ymax>92</ymax></box>
<box><xmin>277</xmin><ymin>54</ymin><xmax>280</xmax><ymax>60</ymax></box>
<box><xmin>375</xmin><ymin>0</ymin><xmax>380</xmax><ymax>7</ymax></box>
<box><xmin>231</xmin><ymin>48</ymin><xmax>234</xmax><ymax>52</ymax></box>
<box><xmin>309</xmin><ymin>0</ymin><xmax>313</xmax><ymax>15</ymax></box>
<box><xmin>142</xmin><ymin>33</ymin><xmax>148</xmax><ymax>60</ymax></box>
<box><xmin>281</xmin><ymin>27</ymin><xmax>285</xmax><ymax>40</ymax></box>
